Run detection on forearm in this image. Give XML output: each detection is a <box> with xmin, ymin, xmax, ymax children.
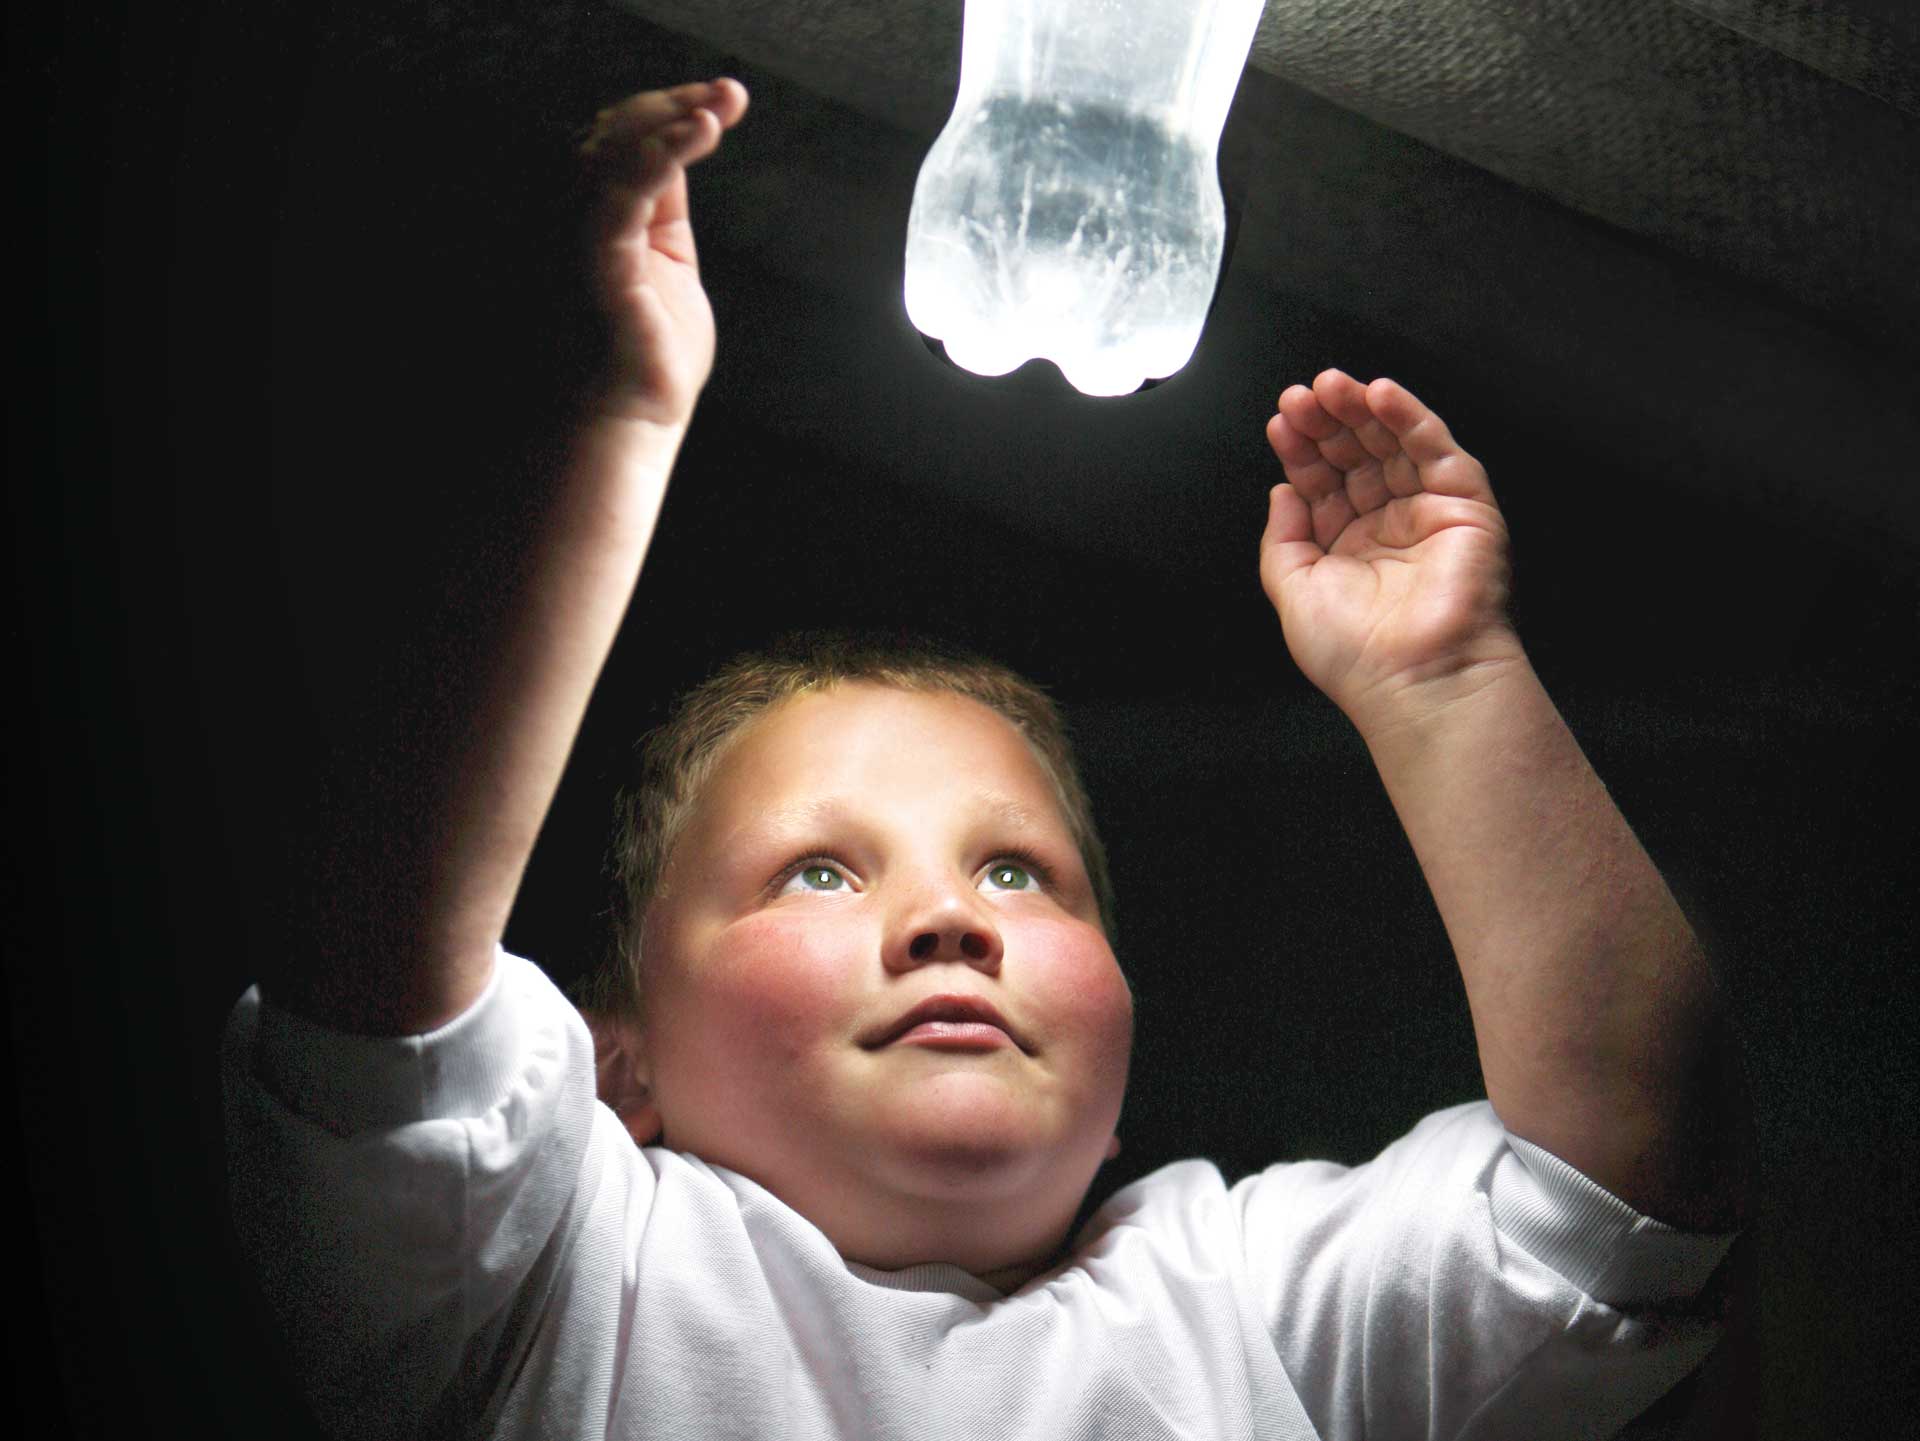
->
<box><xmin>271</xmin><ymin>412</ymin><xmax>687</xmax><ymax>1035</ymax></box>
<box><xmin>1357</xmin><ymin>654</ymin><xmax>1750</xmax><ymax>1228</ymax></box>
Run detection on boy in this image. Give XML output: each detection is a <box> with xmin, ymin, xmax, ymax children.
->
<box><xmin>224</xmin><ymin>78</ymin><xmax>1750</xmax><ymax>1438</ymax></box>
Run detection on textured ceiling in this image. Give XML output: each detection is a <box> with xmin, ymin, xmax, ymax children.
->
<box><xmin>596</xmin><ymin>0</ymin><xmax>1920</xmax><ymax>572</ymax></box>
<box><xmin>617</xmin><ymin>0</ymin><xmax>1920</xmax><ymax>353</ymax></box>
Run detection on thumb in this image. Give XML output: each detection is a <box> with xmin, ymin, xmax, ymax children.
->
<box><xmin>1258</xmin><ymin>482</ymin><xmax>1322</xmax><ymax>606</ymax></box>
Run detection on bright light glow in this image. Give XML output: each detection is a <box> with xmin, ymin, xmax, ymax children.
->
<box><xmin>904</xmin><ymin>0</ymin><xmax>1266</xmax><ymax>397</ymax></box>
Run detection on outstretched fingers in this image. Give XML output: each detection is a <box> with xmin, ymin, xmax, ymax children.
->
<box><xmin>1267</xmin><ymin>402</ymin><xmax>1361</xmax><ymax>550</ymax></box>
<box><xmin>1271</xmin><ymin>379</ymin><xmax>1385</xmax><ymax>550</ymax></box>
<box><xmin>1284</xmin><ymin>372</ymin><xmax>1376</xmax><ymax>474</ymax></box>
<box><xmin>1307</xmin><ymin>370</ymin><xmax>1418</xmax><ymax>499</ymax></box>
<box><xmin>580</xmin><ymin>78</ymin><xmax>748</xmax><ymax>173</ymax></box>
<box><xmin>1267</xmin><ymin>370</ymin><xmax>1496</xmax><ymax>528</ymax></box>
<box><xmin>1360</xmin><ymin>377</ymin><xmax>1493</xmax><ymax>502</ymax></box>
<box><xmin>580</xmin><ymin>78</ymin><xmax>749</xmax><ymax>255</ymax></box>
<box><xmin>1267</xmin><ymin>387</ymin><xmax>1345</xmax><ymax>494</ymax></box>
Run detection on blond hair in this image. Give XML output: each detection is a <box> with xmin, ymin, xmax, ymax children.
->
<box><xmin>570</xmin><ymin>633</ymin><xmax>1117</xmax><ymax>1023</ymax></box>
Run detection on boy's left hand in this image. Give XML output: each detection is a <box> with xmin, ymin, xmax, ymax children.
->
<box><xmin>1259</xmin><ymin>370</ymin><xmax>1524</xmax><ymax>734</ymax></box>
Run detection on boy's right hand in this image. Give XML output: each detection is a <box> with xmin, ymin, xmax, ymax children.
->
<box><xmin>578</xmin><ymin>78</ymin><xmax>750</xmax><ymax>427</ymax></box>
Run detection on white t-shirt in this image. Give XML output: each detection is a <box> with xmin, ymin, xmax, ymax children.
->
<box><xmin>222</xmin><ymin>949</ymin><xmax>1736</xmax><ymax>1440</ymax></box>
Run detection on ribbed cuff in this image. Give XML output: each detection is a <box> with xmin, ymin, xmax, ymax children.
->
<box><xmin>1492</xmin><ymin>1132</ymin><xmax>1738</xmax><ymax>1309</ymax></box>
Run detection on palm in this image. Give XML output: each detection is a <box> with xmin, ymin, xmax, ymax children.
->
<box><xmin>602</xmin><ymin>200</ymin><xmax>715</xmax><ymax>423</ymax></box>
<box><xmin>1259</xmin><ymin>372</ymin><xmax>1517</xmax><ymax>723</ymax></box>
<box><xmin>581</xmin><ymin>79</ymin><xmax>749</xmax><ymax>425</ymax></box>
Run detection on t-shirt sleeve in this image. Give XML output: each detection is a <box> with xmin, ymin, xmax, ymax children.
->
<box><xmin>1231</xmin><ymin>1101</ymin><xmax>1738</xmax><ymax>1441</ymax></box>
<box><xmin>220</xmin><ymin>948</ymin><xmax>622</xmax><ymax>1439</ymax></box>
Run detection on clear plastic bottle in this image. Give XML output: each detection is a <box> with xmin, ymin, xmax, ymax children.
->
<box><xmin>904</xmin><ymin>0</ymin><xmax>1266</xmax><ymax>397</ymax></box>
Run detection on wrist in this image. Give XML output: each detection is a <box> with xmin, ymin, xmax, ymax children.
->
<box><xmin>553</xmin><ymin>405</ymin><xmax>691</xmax><ymax>546</ymax></box>
<box><xmin>583</xmin><ymin>382</ymin><xmax>697</xmax><ymax>436</ymax></box>
<box><xmin>1344</xmin><ymin>629</ymin><xmax>1536</xmax><ymax>748</ymax></box>
<box><xmin>589</xmin><ymin>409</ymin><xmax>692</xmax><ymax>454</ymax></box>
<box><xmin>1341</xmin><ymin>629</ymin><xmax>1533</xmax><ymax>748</ymax></box>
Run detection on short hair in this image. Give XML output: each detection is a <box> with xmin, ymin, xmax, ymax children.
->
<box><xmin>569</xmin><ymin>632</ymin><xmax>1117</xmax><ymax>1024</ymax></box>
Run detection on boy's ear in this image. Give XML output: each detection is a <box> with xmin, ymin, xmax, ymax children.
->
<box><xmin>582</xmin><ymin>1009</ymin><xmax>662</xmax><ymax>1149</ymax></box>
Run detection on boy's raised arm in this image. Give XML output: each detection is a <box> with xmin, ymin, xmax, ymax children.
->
<box><xmin>265</xmin><ymin>80</ymin><xmax>750</xmax><ymax>1037</ymax></box>
<box><xmin>1258</xmin><ymin>370</ymin><xmax>1751</xmax><ymax>1231</ymax></box>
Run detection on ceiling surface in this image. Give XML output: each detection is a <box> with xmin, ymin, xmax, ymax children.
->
<box><xmin>627</xmin><ymin>0</ymin><xmax>1920</xmax><ymax>344</ymax></box>
<box><xmin>601</xmin><ymin>0</ymin><xmax>1920</xmax><ymax>572</ymax></box>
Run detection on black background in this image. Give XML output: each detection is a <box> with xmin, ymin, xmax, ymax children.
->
<box><xmin>15</xmin><ymin>4</ymin><xmax>1916</xmax><ymax>1436</ymax></box>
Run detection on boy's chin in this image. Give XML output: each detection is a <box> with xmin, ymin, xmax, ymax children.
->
<box><xmin>857</xmin><ymin>1087</ymin><xmax>1084</xmax><ymax>1199</ymax></box>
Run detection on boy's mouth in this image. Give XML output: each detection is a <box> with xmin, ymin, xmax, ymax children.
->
<box><xmin>861</xmin><ymin>994</ymin><xmax>1029</xmax><ymax>1054</ymax></box>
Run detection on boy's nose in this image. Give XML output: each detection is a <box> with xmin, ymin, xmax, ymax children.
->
<box><xmin>884</xmin><ymin>888</ymin><xmax>1003</xmax><ymax>975</ymax></box>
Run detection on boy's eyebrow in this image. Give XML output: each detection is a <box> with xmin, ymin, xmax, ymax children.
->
<box><xmin>967</xmin><ymin>794</ymin><xmax>1056</xmax><ymax>833</ymax></box>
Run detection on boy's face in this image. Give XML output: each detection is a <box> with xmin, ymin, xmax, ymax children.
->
<box><xmin>634</xmin><ymin>683</ymin><xmax>1133</xmax><ymax>1282</ymax></box>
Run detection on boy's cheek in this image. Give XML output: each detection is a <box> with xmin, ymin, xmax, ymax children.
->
<box><xmin>679</xmin><ymin>911</ymin><xmax>869</xmax><ymax>1051</ymax></box>
<box><xmin>1024</xmin><ymin>919</ymin><xmax>1133</xmax><ymax>1047</ymax></box>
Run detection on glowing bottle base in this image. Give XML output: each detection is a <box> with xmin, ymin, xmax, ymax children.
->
<box><xmin>904</xmin><ymin>95</ymin><xmax>1224</xmax><ymax>398</ymax></box>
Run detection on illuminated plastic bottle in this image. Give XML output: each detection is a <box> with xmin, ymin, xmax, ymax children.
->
<box><xmin>904</xmin><ymin>0</ymin><xmax>1266</xmax><ymax>397</ymax></box>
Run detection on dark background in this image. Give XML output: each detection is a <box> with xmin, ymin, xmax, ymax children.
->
<box><xmin>14</xmin><ymin>3</ymin><xmax>1916</xmax><ymax>1436</ymax></box>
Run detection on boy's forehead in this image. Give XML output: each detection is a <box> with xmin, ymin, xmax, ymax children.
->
<box><xmin>735</xmin><ymin>683</ymin><xmax>1025</xmax><ymax>760</ymax></box>
<box><xmin>700</xmin><ymin>684</ymin><xmax>1065</xmax><ymax>828</ymax></box>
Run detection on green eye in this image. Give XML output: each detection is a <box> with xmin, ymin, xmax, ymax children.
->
<box><xmin>800</xmin><ymin>865</ymin><xmax>843</xmax><ymax>891</ymax></box>
<box><xmin>985</xmin><ymin>862</ymin><xmax>1033</xmax><ymax>891</ymax></box>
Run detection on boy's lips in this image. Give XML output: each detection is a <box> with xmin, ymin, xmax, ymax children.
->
<box><xmin>861</xmin><ymin>994</ymin><xmax>1030</xmax><ymax>1053</ymax></box>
